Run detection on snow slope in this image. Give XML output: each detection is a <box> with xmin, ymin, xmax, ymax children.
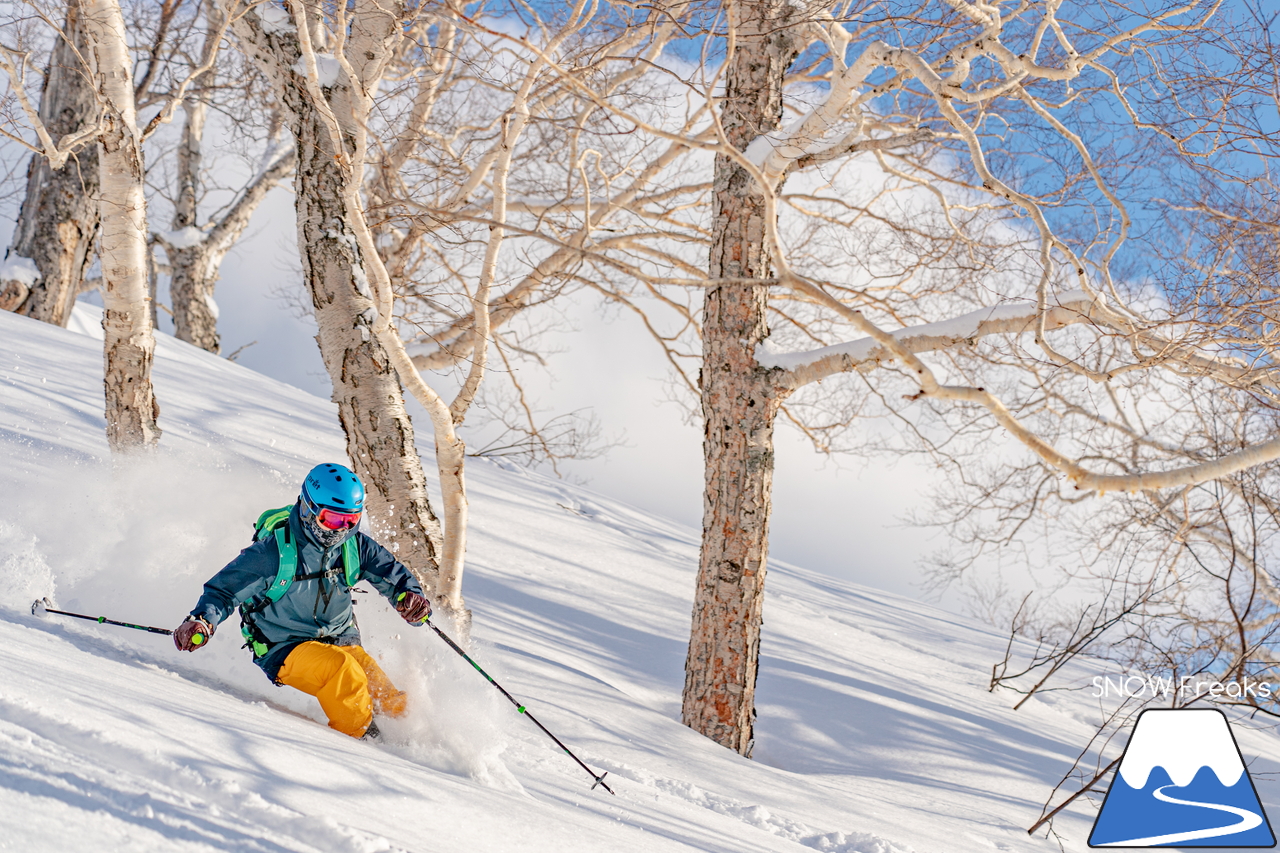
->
<box><xmin>1</xmin><ymin>305</ymin><xmax>1278</xmax><ymax>852</ymax></box>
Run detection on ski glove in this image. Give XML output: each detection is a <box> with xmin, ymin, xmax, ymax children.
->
<box><xmin>174</xmin><ymin>616</ymin><xmax>214</xmax><ymax>651</ymax></box>
<box><xmin>395</xmin><ymin>591</ymin><xmax>432</xmax><ymax>624</ymax></box>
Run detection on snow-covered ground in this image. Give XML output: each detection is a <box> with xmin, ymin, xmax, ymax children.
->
<box><xmin>1</xmin><ymin>306</ymin><xmax>1278</xmax><ymax>852</ymax></box>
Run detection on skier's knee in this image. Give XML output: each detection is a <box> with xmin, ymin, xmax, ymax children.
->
<box><xmin>376</xmin><ymin>689</ymin><xmax>408</xmax><ymax>718</ymax></box>
<box><xmin>279</xmin><ymin>642</ymin><xmax>375</xmax><ymax>737</ymax></box>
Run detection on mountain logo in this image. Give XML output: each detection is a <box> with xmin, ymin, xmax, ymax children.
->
<box><xmin>1089</xmin><ymin>708</ymin><xmax>1276</xmax><ymax>847</ymax></box>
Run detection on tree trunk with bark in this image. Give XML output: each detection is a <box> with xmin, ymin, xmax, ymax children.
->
<box><xmin>84</xmin><ymin>0</ymin><xmax>161</xmax><ymax>450</ymax></box>
<box><xmin>167</xmin><ymin>99</ymin><xmax>220</xmax><ymax>352</ymax></box>
<box><xmin>681</xmin><ymin>0</ymin><xmax>799</xmax><ymax>756</ymax></box>
<box><xmin>162</xmin><ymin>96</ymin><xmax>295</xmax><ymax>354</ymax></box>
<box><xmin>228</xmin><ymin>4</ymin><xmax>445</xmax><ymax>594</ymax></box>
<box><xmin>0</xmin><ymin>0</ymin><xmax>100</xmax><ymax>324</ymax></box>
<box><xmin>294</xmin><ymin>105</ymin><xmax>444</xmax><ymax>594</ymax></box>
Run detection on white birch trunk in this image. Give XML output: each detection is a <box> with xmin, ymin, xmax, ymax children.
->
<box><xmin>293</xmin><ymin>107</ymin><xmax>444</xmax><ymax>591</ymax></box>
<box><xmin>227</xmin><ymin>3</ymin><xmax>446</xmax><ymax>598</ymax></box>
<box><xmin>84</xmin><ymin>0</ymin><xmax>161</xmax><ymax>450</ymax></box>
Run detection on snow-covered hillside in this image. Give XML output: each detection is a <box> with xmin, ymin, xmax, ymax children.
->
<box><xmin>1</xmin><ymin>306</ymin><xmax>1277</xmax><ymax>852</ymax></box>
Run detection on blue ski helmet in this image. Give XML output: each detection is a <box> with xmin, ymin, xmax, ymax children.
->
<box><xmin>299</xmin><ymin>463</ymin><xmax>365</xmax><ymax>546</ymax></box>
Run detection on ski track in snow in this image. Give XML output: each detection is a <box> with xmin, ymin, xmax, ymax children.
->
<box><xmin>0</xmin><ymin>705</ymin><xmax>405</xmax><ymax>853</ymax></box>
<box><xmin>595</xmin><ymin>759</ymin><xmax>917</xmax><ymax>853</ymax></box>
<box><xmin>1</xmin><ymin>305</ymin><xmax>1279</xmax><ymax>852</ymax></box>
<box><xmin>0</xmin><ymin>626</ymin><xmax>409</xmax><ymax>853</ymax></box>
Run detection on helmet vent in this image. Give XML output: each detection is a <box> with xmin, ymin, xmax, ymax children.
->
<box><xmin>301</xmin><ymin>462</ymin><xmax>365</xmax><ymax>514</ymax></box>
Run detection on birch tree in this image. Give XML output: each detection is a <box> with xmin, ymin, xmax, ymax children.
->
<box><xmin>426</xmin><ymin>0</ymin><xmax>1268</xmax><ymax>756</ymax></box>
<box><xmin>222</xmin><ymin>0</ymin><xmax>687</xmax><ymax>617</ymax></box>
<box><xmin>224</xmin><ymin>1</ymin><xmax>457</xmax><ymax>611</ymax></box>
<box><xmin>158</xmin><ymin>99</ymin><xmax>294</xmax><ymax>354</ymax></box>
<box><xmin>0</xmin><ymin>0</ymin><xmax>231</xmax><ymax>450</ymax></box>
<box><xmin>722</xmin><ymin>0</ymin><xmax>1280</xmax><ymax>757</ymax></box>
<box><xmin>680</xmin><ymin>0</ymin><xmax>800</xmax><ymax>758</ymax></box>
<box><xmin>86</xmin><ymin>0</ymin><xmax>165</xmax><ymax>448</ymax></box>
<box><xmin>0</xmin><ymin>0</ymin><xmax>99</xmax><ymax>325</ymax></box>
<box><xmin>367</xmin><ymin>6</ymin><xmax>699</xmax><ymax>472</ymax></box>
<box><xmin>153</xmin><ymin>1</ymin><xmax>294</xmax><ymax>354</ymax></box>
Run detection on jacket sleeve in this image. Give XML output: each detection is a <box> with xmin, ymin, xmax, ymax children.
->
<box><xmin>357</xmin><ymin>533</ymin><xmax>425</xmax><ymax>604</ymax></box>
<box><xmin>190</xmin><ymin>539</ymin><xmax>278</xmax><ymax>626</ymax></box>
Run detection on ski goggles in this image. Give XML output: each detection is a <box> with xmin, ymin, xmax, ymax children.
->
<box><xmin>315</xmin><ymin>507</ymin><xmax>362</xmax><ymax>530</ymax></box>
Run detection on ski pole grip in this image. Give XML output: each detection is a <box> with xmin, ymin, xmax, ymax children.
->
<box><xmin>395</xmin><ymin>591</ymin><xmax>432</xmax><ymax>624</ymax></box>
<box><xmin>192</xmin><ymin>633</ymin><xmax>205</xmax><ymax>646</ymax></box>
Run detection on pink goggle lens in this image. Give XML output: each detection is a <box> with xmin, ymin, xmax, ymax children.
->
<box><xmin>316</xmin><ymin>508</ymin><xmax>361</xmax><ymax>530</ymax></box>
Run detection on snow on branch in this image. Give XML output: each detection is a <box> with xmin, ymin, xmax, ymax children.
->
<box><xmin>0</xmin><ymin>255</ymin><xmax>40</xmax><ymax>287</ymax></box>
<box><xmin>291</xmin><ymin>53</ymin><xmax>341</xmax><ymax>88</ymax></box>
<box><xmin>255</xmin><ymin>3</ymin><xmax>294</xmax><ymax>35</ymax></box>
<box><xmin>745</xmin><ymin>39</ymin><xmax>924</xmax><ymax>186</ymax></box>
<box><xmin>762</xmin><ymin>291</ymin><xmax>1097</xmax><ymax>389</ymax></box>
<box><xmin>771</xmin><ymin>275</ymin><xmax>1280</xmax><ymax>497</ymax></box>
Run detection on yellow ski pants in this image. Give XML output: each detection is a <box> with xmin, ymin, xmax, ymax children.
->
<box><xmin>277</xmin><ymin>641</ymin><xmax>407</xmax><ymax>738</ymax></box>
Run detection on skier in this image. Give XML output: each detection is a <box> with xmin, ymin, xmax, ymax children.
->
<box><xmin>173</xmin><ymin>462</ymin><xmax>433</xmax><ymax>740</ymax></box>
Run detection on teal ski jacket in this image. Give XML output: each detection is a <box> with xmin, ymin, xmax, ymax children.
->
<box><xmin>189</xmin><ymin>503</ymin><xmax>423</xmax><ymax>682</ymax></box>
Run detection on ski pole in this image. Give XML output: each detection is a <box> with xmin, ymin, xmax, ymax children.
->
<box><xmin>422</xmin><ymin>614</ymin><xmax>615</xmax><ymax>795</ymax></box>
<box><xmin>30</xmin><ymin>597</ymin><xmax>204</xmax><ymax>644</ymax></box>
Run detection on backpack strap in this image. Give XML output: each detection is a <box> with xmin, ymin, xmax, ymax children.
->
<box><xmin>254</xmin><ymin>523</ymin><xmax>358</xmax><ymax>603</ymax></box>
<box><xmin>238</xmin><ymin>513</ymin><xmax>361</xmax><ymax>660</ymax></box>
<box><xmin>342</xmin><ymin>536</ymin><xmax>361</xmax><ymax>587</ymax></box>
<box><xmin>239</xmin><ymin>524</ymin><xmax>297</xmax><ymax>617</ymax></box>
<box><xmin>264</xmin><ymin>525</ymin><xmax>299</xmax><ymax>604</ymax></box>
<box><xmin>239</xmin><ymin>523</ymin><xmax>297</xmax><ymax>659</ymax></box>
<box><xmin>248</xmin><ymin>505</ymin><xmax>301</xmax><ymax>605</ymax></box>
